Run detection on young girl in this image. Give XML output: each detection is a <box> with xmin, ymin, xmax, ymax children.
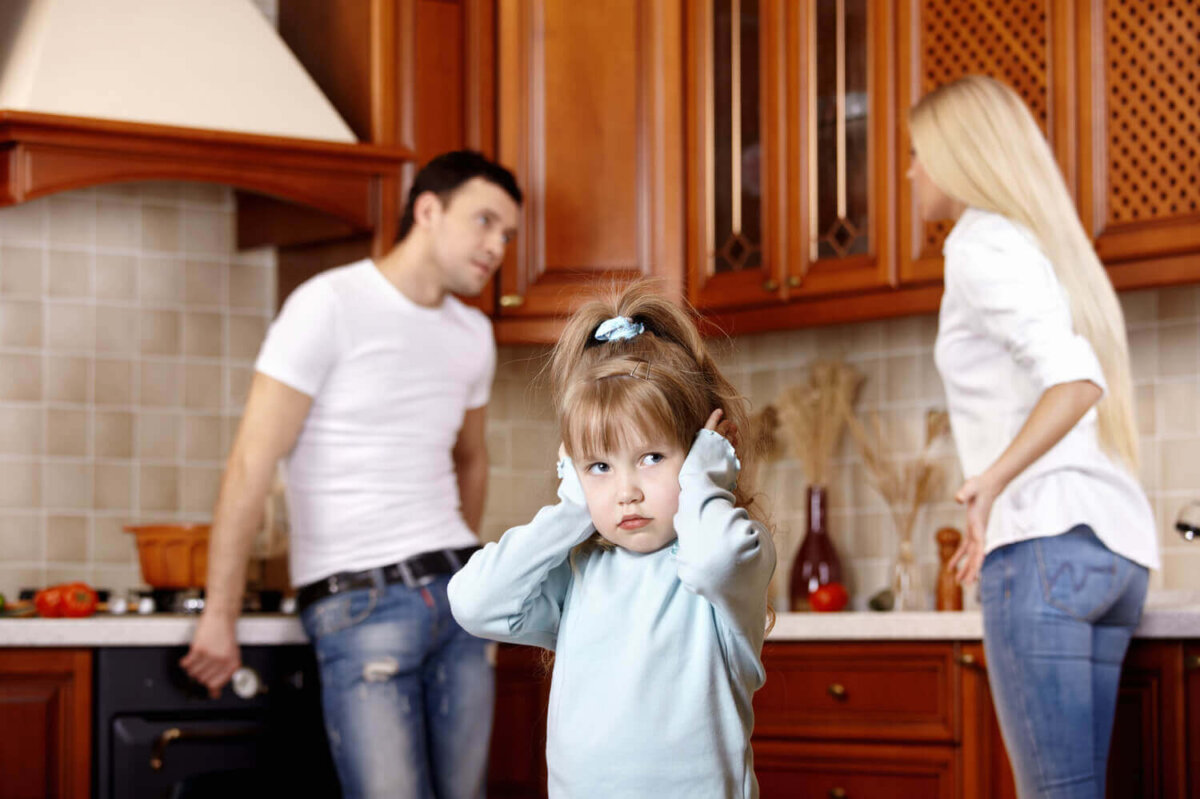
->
<box><xmin>448</xmin><ymin>282</ymin><xmax>776</xmax><ymax>798</ymax></box>
<box><xmin>909</xmin><ymin>75</ymin><xmax>1159</xmax><ymax>798</ymax></box>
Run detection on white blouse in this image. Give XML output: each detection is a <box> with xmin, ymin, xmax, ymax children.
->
<box><xmin>934</xmin><ymin>208</ymin><xmax>1160</xmax><ymax>570</ymax></box>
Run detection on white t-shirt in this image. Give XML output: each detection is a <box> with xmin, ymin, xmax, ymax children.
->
<box><xmin>255</xmin><ymin>259</ymin><xmax>497</xmax><ymax>586</ymax></box>
<box><xmin>934</xmin><ymin>208</ymin><xmax>1159</xmax><ymax>570</ymax></box>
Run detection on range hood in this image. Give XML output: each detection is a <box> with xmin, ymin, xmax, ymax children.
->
<box><xmin>0</xmin><ymin>0</ymin><xmax>410</xmax><ymax>235</ymax></box>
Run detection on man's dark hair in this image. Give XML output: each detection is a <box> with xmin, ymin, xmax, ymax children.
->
<box><xmin>397</xmin><ymin>150</ymin><xmax>522</xmax><ymax>242</ymax></box>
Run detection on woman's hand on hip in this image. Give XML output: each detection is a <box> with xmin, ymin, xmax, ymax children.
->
<box><xmin>952</xmin><ymin>474</ymin><xmax>1000</xmax><ymax>584</ymax></box>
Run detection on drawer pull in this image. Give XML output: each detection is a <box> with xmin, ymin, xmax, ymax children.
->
<box><xmin>957</xmin><ymin>653</ymin><xmax>985</xmax><ymax>671</ymax></box>
<box><xmin>829</xmin><ymin>789</ymin><xmax>847</xmax><ymax>799</ymax></box>
<box><xmin>763</xmin><ymin>279</ymin><xmax>779</xmax><ymax>292</ymax></box>
<box><xmin>787</xmin><ymin>275</ymin><xmax>801</xmax><ymax>288</ymax></box>
<box><xmin>499</xmin><ymin>294</ymin><xmax>525</xmax><ymax>308</ymax></box>
<box><xmin>1187</xmin><ymin>655</ymin><xmax>1200</xmax><ymax>671</ymax></box>
<box><xmin>826</xmin><ymin>683</ymin><xmax>847</xmax><ymax>700</ymax></box>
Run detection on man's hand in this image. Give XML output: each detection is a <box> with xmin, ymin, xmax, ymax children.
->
<box><xmin>180</xmin><ymin>612</ymin><xmax>241</xmax><ymax>698</ymax></box>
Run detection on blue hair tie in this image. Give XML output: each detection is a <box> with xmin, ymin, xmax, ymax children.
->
<box><xmin>594</xmin><ymin>316</ymin><xmax>644</xmax><ymax>342</ymax></box>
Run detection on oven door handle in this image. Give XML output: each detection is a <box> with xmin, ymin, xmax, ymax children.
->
<box><xmin>150</xmin><ymin>726</ymin><xmax>261</xmax><ymax>771</ymax></box>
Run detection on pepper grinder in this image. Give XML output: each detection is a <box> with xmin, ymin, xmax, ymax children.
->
<box><xmin>935</xmin><ymin>527</ymin><xmax>963</xmax><ymax>611</ymax></box>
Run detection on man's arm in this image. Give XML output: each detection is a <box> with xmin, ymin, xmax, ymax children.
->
<box><xmin>453</xmin><ymin>405</ymin><xmax>489</xmax><ymax>533</ymax></box>
<box><xmin>180</xmin><ymin>373</ymin><xmax>313</xmax><ymax>697</ymax></box>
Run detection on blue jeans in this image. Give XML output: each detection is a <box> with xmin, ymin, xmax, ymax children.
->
<box><xmin>300</xmin><ymin>572</ymin><xmax>494</xmax><ymax>799</ymax></box>
<box><xmin>980</xmin><ymin>525</ymin><xmax>1148</xmax><ymax>799</ymax></box>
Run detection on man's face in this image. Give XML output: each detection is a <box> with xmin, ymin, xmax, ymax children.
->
<box><xmin>426</xmin><ymin>177</ymin><xmax>520</xmax><ymax>297</ymax></box>
<box><xmin>574</xmin><ymin>437</ymin><xmax>685</xmax><ymax>554</ymax></box>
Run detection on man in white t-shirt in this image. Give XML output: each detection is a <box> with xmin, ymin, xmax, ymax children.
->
<box><xmin>182</xmin><ymin>151</ymin><xmax>521</xmax><ymax>798</ymax></box>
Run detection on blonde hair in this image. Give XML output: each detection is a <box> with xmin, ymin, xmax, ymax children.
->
<box><xmin>909</xmin><ymin>74</ymin><xmax>1139</xmax><ymax>469</ymax></box>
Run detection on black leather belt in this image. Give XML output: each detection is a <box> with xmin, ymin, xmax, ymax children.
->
<box><xmin>295</xmin><ymin>545</ymin><xmax>480</xmax><ymax>614</ymax></box>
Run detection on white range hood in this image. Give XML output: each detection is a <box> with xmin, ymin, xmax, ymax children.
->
<box><xmin>0</xmin><ymin>0</ymin><xmax>356</xmax><ymax>143</ymax></box>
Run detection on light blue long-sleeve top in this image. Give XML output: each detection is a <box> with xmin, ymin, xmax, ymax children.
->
<box><xmin>448</xmin><ymin>430</ymin><xmax>776</xmax><ymax>798</ymax></box>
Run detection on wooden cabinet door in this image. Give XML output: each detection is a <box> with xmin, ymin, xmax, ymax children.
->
<box><xmin>488</xmin><ymin>644</ymin><xmax>550</xmax><ymax>799</ymax></box>
<box><xmin>895</xmin><ymin>0</ymin><xmax>1078</xmax><ymax>287</ymax></box>
<box><xmin>957</xmin><ymin>643</ymin><xmax>1018</xmax><ymax>799</ymax></box>
<box><xmin>1187</xmin><ymin>644</ymin><xmax>1200</xmax><ymax>799</ymax></box>
<box><xmin>0</xmin><ymin>649</ymin><xmax>91</xmax><ymax>799</ymax></box>
<box><xmin>1077</xmin><ymin>0</ymin><xmax>1200</xmax><ymax>286</ymax></box>
<box><xmin>495</xmin><ymin>0</ymin><xmax>684</xmax><ymax>329</ymax></box>
<box><xmin>754</xmin><ymin>740</ymin><xmax>956</xmax><ymax>799</ymax></box>
<box><xmin>1108</xmin><ymin>641</ymin><xmax>1187</xmax><ymax>799</ymax></box>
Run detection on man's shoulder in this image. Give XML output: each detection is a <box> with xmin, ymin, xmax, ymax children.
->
<box><xmin>442</xmin><ymin>295</ymin><xmax>496</xmax><ymax>342</ymax></box>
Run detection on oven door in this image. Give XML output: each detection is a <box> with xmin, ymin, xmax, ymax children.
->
<box><xmin>111</xmin><ymin>716</ymin><xmax>276</xmax><ymax>798</ymax></box>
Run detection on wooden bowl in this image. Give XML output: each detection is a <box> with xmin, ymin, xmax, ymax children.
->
<box><xmin>124</xmin><ymin>524</ymin><xmax>210</xmax><ymax>588</ymax></box>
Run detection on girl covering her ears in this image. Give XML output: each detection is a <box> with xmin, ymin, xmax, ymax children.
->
<box><xmin>448</xmin><ymin>281</ymin><xmax>776</xmax><ymax>799</ymax></box>
<box><xmin>908</xmin><ymin>75</ymin><xmax>1159</xmax><ymax>798</ymax></box>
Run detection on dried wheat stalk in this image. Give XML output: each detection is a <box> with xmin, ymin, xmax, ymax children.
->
<box><xmin>776</xmin><ymin>360</ymin><xmax>863</xmax><ymax>486</ymax></box>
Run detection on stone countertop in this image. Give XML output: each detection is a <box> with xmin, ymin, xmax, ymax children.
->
<box><xmin>2</xmin><ymin>594</ymin><xmax>1198</xmax><ymax>647</ymax></box>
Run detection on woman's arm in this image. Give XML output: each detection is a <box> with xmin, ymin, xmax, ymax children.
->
<box><xmin>951</xmin><ymin>379</ymin><xmax>1103</xmax><ymax>583</ymax></box>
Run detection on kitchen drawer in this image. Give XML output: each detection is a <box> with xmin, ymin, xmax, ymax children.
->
<box><xmin>754</xmin><ymin>740</ymin><xmax>956</xmax><ymax>799</ymax></box>
<box><xmin>753</xmin><ymin>642</ymin><xmax>957</xmax><ymax>742</ymax></box>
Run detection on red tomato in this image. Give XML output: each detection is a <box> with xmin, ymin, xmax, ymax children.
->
<box><xmin>34</xmin><ymin>585</ymin><xmax>65</xmax><ymax>617</ymax></box>
<box><xmin>61</xmin><ymin>583</ymin><xmax>98</xmax><ymax>618</ymax></box>
<box><xmin>810</xmin><ymin>582</ymin><xmax>849</xmax><ymax>613</ymax></box>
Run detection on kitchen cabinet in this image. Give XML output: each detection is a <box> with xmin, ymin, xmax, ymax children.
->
<box><xmin>490</xmin><ymin>0</ymin><xmax>685</xmax><ymax>342</ymax></box>
<box><xmin>754</xmin><ymin>639</ymin><xmax>1196</xmax><ymax>799</ymax></box>
<box><xmin>489</xmin><ymin>644</ymin><xmax>551</xmax><ymax>799</ymax></box>
<box><xmin>0</xmin><ymin>649</ymin><xmax>91</xmax><ymax>799</ymax></box>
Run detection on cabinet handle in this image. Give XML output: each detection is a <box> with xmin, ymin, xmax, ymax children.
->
<box><xmin>829</xmin><ymin>788</ymin><xmax>847</xmax><ymax>799</ymax></box>
<box><xmin>1187</xmin><ymin>655</ymin><xmax>1200</xmax><ymax>671</ymax></box>
<box><xmin>787</xmin><ymin>275</ymin><xmax>801</xmax><ymax>288</ymax></box>
<box><xmin>499</xmin><ymin>294</ymin><xmax>525</xmax><ymax>308</ymax></box>
<box><xmin>762</xmin><ymin>279</ymin><xmax>779</xmax><ymax>292</ymax></box>
<box><xmin>826</xmin><ymin>683</ymin><xmax>847</xmax><ymax>700</ymax></box>
<box><xmin>957</xmin><ymin>653</ymin><xmax>985</xmax><ymax>671</ymax></box>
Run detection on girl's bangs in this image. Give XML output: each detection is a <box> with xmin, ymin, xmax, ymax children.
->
<box><xmin>561</xmin><ymin>378</ymin><xmax>683</xmax><ymax>458</ymax></box>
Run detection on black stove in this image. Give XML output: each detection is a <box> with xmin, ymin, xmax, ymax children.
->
<box><xmin>94</xmin><ymin>645</ymin><xmax>340</xmax><ymax>798</ymax></box>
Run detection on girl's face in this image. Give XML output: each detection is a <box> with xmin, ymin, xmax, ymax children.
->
<box><xmin>573</xmin><ymin>436</ymin><xmax>685</xmax><ymax>553</ymax></box>
<box><xmin>906</xmin><ymin>151</ymin><xmax>961</xmax><ymax>222</ymax></box>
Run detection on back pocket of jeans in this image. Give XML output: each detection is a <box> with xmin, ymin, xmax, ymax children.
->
<box><xmin>1033</xmin><ymin>527</ymin><xmax>1120</xmax><ymax>621</ymax></box>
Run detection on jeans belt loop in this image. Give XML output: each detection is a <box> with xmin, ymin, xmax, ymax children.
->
<box><xmin>444</xmin><ymin>548</ymin><xmax>462</xmax><ymax>571</ymax></box>
<box><xmin>397</xmin><ymin>559</ymin><xmax>418</xmax><ymax>589</ymax></box>
<box><xmin>369</xmin><ymin>567</ymin><xmax>387</xmax><ymax>591</ymax></box>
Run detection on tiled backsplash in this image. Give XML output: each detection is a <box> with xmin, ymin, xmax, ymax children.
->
<box><xmin>1</xmin><ymin>184</ymin><xmax>1196</xmax><ymax>604</ymax></box>
<box><xmin>0</xmin><ymin>184</ymin><xmax>274</xmax><ymax>597</ymax></box>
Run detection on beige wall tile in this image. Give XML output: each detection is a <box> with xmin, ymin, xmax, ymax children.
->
<box><xmin>139</xmin><ymin>465</ymin><xmax>179</xmax><ymax>512</ymax></box>
<box><xmin>184</xmin><ymin>364</ymin><xmax>223</xmax><ymax>410</ymax></box>
<box><xmin>0</xmin><ymin>245</ymin><xmax>43</xmax><ymax>295</ymax></box>
<box><xmin>1156</xmin><ymin>380</ymin><xmax>1198</xmax><ymax>435</ymax></box>
<box><xmin>1136</xmin><ymin>384</ymin><xmax>1156</xmax><ymax>436</ymax></box>
<box><xmin>1120</xmin><ymin>290</ymin><xmax>1157</xmax><ymax>325</ymax></box>
<box><xmin>183</xmin><ymin>312</ymin><xmax>223</xmax><ymax>357</ymax></box>
<box><xmin>46</xmin><ymin>515</ymin><xmax>88</xmax><ymax>562</ymax></box>
<box><xmin>48</xmin><ymin>249</ymin><xmax>91</xmax><ymax>297</ymax></box>
<box><xmin>185</xmin><ymin>260</ymin><xmax>226</xmax><ymax>307</ymax></box>
<box><xmin>229</xmin><ymin>266</ymin><xmax>269</xmax><ymax>311</ymax></box>
<box><xmin>0</xmin><ymin>514</ymin><xmax>42</xmax><ymax>561</ymax></box>
<box><xmin>94</xmin><ymin>412</ymin><xmax>133</xmax><ymax>458</ymax></box>
<box><xmin>48</xmin><ymin>197</ymin><xmax>95</xmax><ymax>246</ymax></box>
<box><xmin>137</xmin><ymin>411</ymin><xmax>181</xmax><ymax>460</ymax></box>
<box><xmin>46</xmin><ymin>302</ymin><xmax>95</xmax><ymax>351</ymax></box>
<box><xmin>0</xmin><ymin>407</ymin><xmax>43</xmax><ymax>455</ymax></box>
<box><xmin>44</xmin><ymin>566</ymin><xmax>94</xmax><ymax>587</ymax></box>
<box><xmin>94</xmin><ymin>464</ymin><xmax>132</xmax><ymax>511</ymax></box>
<box><xmin>1160</xmin><ymin>437</ymin><xmax>1200</xmax><ymax>492</ymax></box>
<box><xmin>183</xmin><ymin>415</ymin><xmax>224</xmax><ymax>461</ymax></box>
<box><xmin>228</xmin><ymin>315</ymin><xmax>266</xmax><ymax>359</ymax></box>
<box><xmin>1157</xmin><ymin>322</ymin><xmax>1199</xmax><ymax>377</ymax></box>
<box><xmin>141</xmin><ymin>183</ymin><xmax>180</xmax><ymax>202</ymax></box>
<box><xmin>140</xmin><ymin>310</ymin><xmax>181</xmax><ymax>356</ymax></box>
<box><xmin>180</xmin><ymin>182</ymin><xmax>228</xmax><ymax>206</ymax></box>
<box><xmin>0</xmin><ymin>461</ymin><xmax>40</xmax><ymax>507</ymax></box>
<box><xmin>45</xmin><ymin>356</ymin><xmax>89</xmax><ymax>403</ymax></box>
<box><xmin>182</xmin><ymin>209</ymin><xmax>233</xmax><ymax>255</ymax></box>
<box><xmin>139</xmin><ymin>256</ymin><xmax>184</xmax><ymax>305</ymax></box>
<box><xmin>95</xmin><ymin>253</ymin><xmax>137</xmax><ymax>300</ymax></box>
<box><xmin>94</xmin><ymin>359</ymin><xmax>133</xmax><ymax>405</ymax></box>
<box><xmin>96</xmin><ymin>306</ymin><xmax>139</xmax><ymax>354</ymax></box>
<box><xmin>140</xmin><ymin>362</ymin><xmax>182</xmax><ymax>407</ymax></box>
<box><xmin>142</xmin><ymin>205</ymin><xmax>180</xmax><ymax>252</ymax></box>
<box><xmin>0</xmin><ymin>300</ymin><xmax>42</xmax><ymax>347</ymax></box>
<box><xmin>42</xmin><ymin>462</ymin><xmax>92</xmax><ymax>509</ymax></box>
<box><xmin>180</xmin><ymin>466</ymin><xmax>221</xmax><ymax>512</ymax></box>
<box><xmin>1160</xmin><ymin>549</ymin><xmax>1200</xmax><ymax>590</ymax></box>
<box><xmin>46</xmin><ymin>408</ymin><xmax>88</xmax><ymax>457</ymax></box>
<box><xmin>0</xmin><ymin>199</ymin><xmax>47</xmax><ymax>242</ymax></box>
<box><xmin>1157</xmin><ymin>284</ymin><xmax>1198</xmax><ymax>320</ymax></box>
<box><xmin>227</xmin><ymin>366</ymin><xmax>253</xmax><ymax>408</ymax></box>
<box><xmin>96</xmin><ymin>200</ymin><xmax>140</xmax><ymax>249</ymax></box>
<box><xmin>0</xmin><ymin>354</ymin><xmax>41</xmax><ymax>401</ymax></box>
<box><xmin>884</xmin><ymin>354</ymin><xmax>922</xmax><ymax>402</ymax></box>
<box><xmin>486</xmin><ymin>428</ymin><xmax>510</xmax><ymax>468</ymax></box>
<box><xmin>93</xmin><ymin>517</ymin><xmax>136</xmax><ymax>564</ymax></box>
<box><xmin>1128</xmin><ymin>328</ymin><xmax>1158</xmax><ymax>383</ymax></box>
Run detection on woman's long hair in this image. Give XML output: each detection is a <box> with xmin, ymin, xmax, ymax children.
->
<box><xmin>909</xmin><ymin>74</ymin><xmax>1139</xmax><ymax>469</ymax></box>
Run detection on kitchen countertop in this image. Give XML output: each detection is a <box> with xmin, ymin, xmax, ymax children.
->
<box><xmin>3</xmin><ymin>592</ymin><xmax>1199</xmax><ymax>646</ymax></box>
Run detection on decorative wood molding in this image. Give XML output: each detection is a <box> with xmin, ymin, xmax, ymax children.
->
<box><xmin>0</xmin><ymin>110</ymin><xmax>412</xmax><ymax>231</ymax></box>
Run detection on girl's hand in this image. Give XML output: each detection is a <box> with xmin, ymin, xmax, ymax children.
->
<box><xmin>951</xmin><ymin>474</ymin><xmax>999</xmax><ymax>584</ymax></box>
<box><xmin>704</xmin><ymin>409</ymin><xmax>740</xmax><ymax>449</ymax></box>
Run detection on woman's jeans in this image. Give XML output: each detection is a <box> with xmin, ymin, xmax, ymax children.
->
<box><xmin>980</xmin><ymin>525</ymin><xmax>1149</xmax><ymax>799</ymax></box>
<box><xmin>301</xmin><ymin>572</ymin><xmax>494</xmax><ymax>799</ymax></box>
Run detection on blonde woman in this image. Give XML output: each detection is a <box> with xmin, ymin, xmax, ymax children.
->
<box><xmin>908</xmin><ymin>75</ymin><xmax>1159</xmax><ymax>799</ymax></box>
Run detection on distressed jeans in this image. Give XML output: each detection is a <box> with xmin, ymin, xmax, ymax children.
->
<box><xmin>980</xmin><ymin>525</ymin><xmax>1148</xmax><ymax>799</ymax></box>
<box><xmin>301</xmin><ymin>571</ymin><xmax>494</xmax><ymax>799</ymax></box>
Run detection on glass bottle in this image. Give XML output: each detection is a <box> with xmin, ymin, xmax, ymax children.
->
<box><xmin>789</xmin><ymin>485</ymin><xmax>844</xmax><ymax>611</ymax></box>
